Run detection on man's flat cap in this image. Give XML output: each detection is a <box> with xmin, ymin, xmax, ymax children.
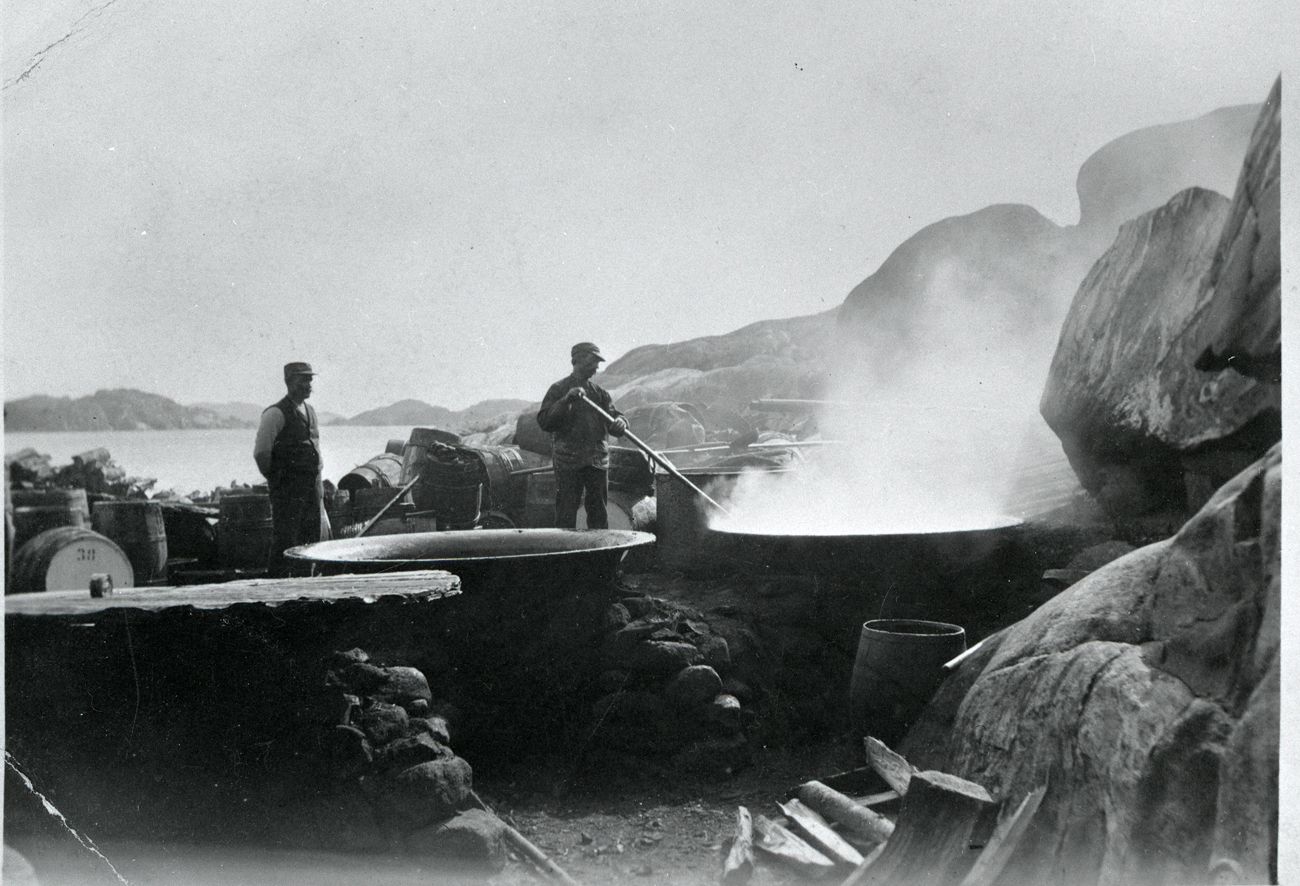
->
<box><xmin>571</xmin><ymin>342</ymin><xmax>605</xmax><ymax>361</ymax></box>
<box><xmin>284</xmin><ymin>362</ymin><xmax>316</xmax><ymax>379</ymax></box>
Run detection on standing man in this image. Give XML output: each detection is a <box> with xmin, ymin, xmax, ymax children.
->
<box><xmin>537</xmin><ymin>342</ymin><xmax>629</xmax><ymax>529</ymax></box>
<box><xmin>254</xmin><ymin>361</ymin><xmax>330</xmax><ymax>576</ymax></box>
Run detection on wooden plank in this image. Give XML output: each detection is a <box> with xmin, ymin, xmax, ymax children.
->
<box><xmin>779</xmin><ymin>798</ymin><xmax>865</xmax><ymax>867</ymax></box>
<box><xmin>863</xmin><ymin>737</ymin><xmax>917</xmax><ymax>796</ymax></box>
<box><xmin>721</xmin><ymin>805</ymin><xmax>755</xmax><ymax>885</ymax></box>
<box><xmin>954</xmin><ymin>786</ymin><xmax>1047</xmax><ymax>886</ymax></box>
<box><xmin>794</xmin><ymin>781</ymin><xmax>894</xmax><ymax>846</ymax></box>
<box><xmin>753</xmin><ymin>813</ymin><xmax>836</xmax><ymax>878</ymax></box>
<box><xmin>4</xmin><ymin>570</ymin><xmax>461</xmax><ymax>616</ymax></box>
<box><xmin>839</xmin><ymin>770</ymin><xmax>996</xmax><ymax>886</ymax></box>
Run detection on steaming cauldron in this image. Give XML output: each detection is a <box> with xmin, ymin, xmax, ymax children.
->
<box><xmin>287</xmin><ymin>528</ymin><xmax>654</xmax><ymax>589</ymax></box>
<box><xmin>708</xmin><ymin>516</ymin><xmax>1022</xmax><ymax>577</ymax></box>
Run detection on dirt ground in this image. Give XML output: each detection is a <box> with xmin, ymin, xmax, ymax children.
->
<box><xmin>8</xmin><ymin>739</ymin><xmax>864</xmax><ymax>886</ymax></box>
<box><xmin>473</xmin><ymin>739</ymin><xmax>866</xmax><ymax>886</ymax></box>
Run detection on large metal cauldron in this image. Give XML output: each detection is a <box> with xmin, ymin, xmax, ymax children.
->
<box><xmin>708</xmin><ymin>517</ymin><xmax>1023</xmax><ymax>578</ymax></box>
<box><xmin>287</xmin><ymin>528</ymin><xmax>653</xmax><ymax>589</ymax></box>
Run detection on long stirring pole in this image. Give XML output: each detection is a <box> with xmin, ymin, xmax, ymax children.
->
<box><xmin>575</xmin><ymin>390</ymin><xmax>731</xmax><ymax>516</ymax></box>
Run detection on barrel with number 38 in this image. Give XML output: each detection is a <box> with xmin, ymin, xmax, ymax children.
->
<box><xmin>7</xmin><ymin>526</ymin><xmax>135</xmax><ymax>594</ymax></box>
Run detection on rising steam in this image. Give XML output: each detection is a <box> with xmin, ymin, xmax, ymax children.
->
<box><xmin>710</xmin><ymin>258</ymin><xmax>1081</xmax><ymax>536</ymax></box>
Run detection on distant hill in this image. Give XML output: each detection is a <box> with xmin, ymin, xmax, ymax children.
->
<box><xmin>340</xmin><ymin>399</ymin><xmax>457</xmax><ymax>427</ymax></box>
<box><xmin>194</xmin><ymin>400</ymin><xmax>347</xmax><ymax>426</ymax></box>
<box><xmin>339</xmin><ymin>398</ymin><xmax>532</xmax><ymax>430</ymax></box>
<box><xmin>191</xmin><ymin>401</ymin><xmax>266</xmax><ymax>425</ymax></box>
<box><xmin>5</xmin><ymin>389</ymin><xmax>252</xmax><ymax>431</ymax></box>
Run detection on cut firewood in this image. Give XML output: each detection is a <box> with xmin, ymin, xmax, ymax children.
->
<box><xmin>721</xmin><ymin>805</ymin><xmax>755</xmax><ymax>886</ymax></box>
<box><xmin>854</xmin><ymin>790</ymin><xmax>901</xmax><ymax>808</ymax></box>
<box><xmin>839</xmin><ymin>769</ymin><xmax>996</xmax><ymax>886</ymax></box>
<box><xmin>955</xmin><ymin>786</ymin><xmax>1047</xmax><ymax>886</ymax></box>
<box><xmin>779</xmin><ymin>798</ymin><xmax>865</xmax><ymax>867</ymax></box>
<box><xmin>862</xmin><ymin>737</ymin><xmax>917</xmax><ymax>796</ymax></box>
<box><xmin>753</xmin><ymin>813</ymin><xmax>836</xmax><ymax>878</ymax></box>
<box><xmin>795</xmin><ymin>781</ymin><xmax>894</xmax><ymax>846</ymax></box>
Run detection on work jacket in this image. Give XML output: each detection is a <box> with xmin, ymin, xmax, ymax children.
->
<box><xmin>537</xmin><ymin>374</ymin><xmax>624</xmax><ymax>470</ymax></box>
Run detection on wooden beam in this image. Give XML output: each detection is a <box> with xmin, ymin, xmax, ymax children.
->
<box><xmin>794</xmin><ymin>781</ymin><xmax>894</xmax><ymax>846</ymax></box>
<box><xmin>753</xmin><ymin>813</ymin><xmax>836</xmax><ymax>878</ymax></box>
<box><xmin>954</xmin><ymin>787</ymin><xmax>1047</xmax><ymax>886</ymax></box>
<box><xmin>779</xmin><ymin>798</ymin><xmax>865</xmax><ymax>867</ymax></box>
<box><xmin>4</xmin><ymin>570</ymin><xmax>461</xmax><ymax>616</ymax></box>
<box><xmin>839</xmin><ymin>770</ymin><xmax>996</xmax><ymax>886</ymax></box>
<box><xmin>863</xmin><ymin>737</ymin><xmax>917</xmax><ymax>796</ymax></box>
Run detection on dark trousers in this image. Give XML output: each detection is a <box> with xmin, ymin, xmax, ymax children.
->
<box><xmin>554</xmin><ymin>465</ymin><xmax>609</xmax><ymax>529</ymax></box>
<box><xmin>269</xmin><ymin>480</ymin><xmax>321</xmax><ymax>577</ymax></box>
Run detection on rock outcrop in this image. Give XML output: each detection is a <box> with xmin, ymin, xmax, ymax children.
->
<box><xmin>902</xmin><ymin>443</ymin><xmax>1279</xmax><ymax>886</ymax></box>
<box><xmin>1041</xmin><ymin>82</ymin><xmax>1281</xmax><ymax>525</ymax></box>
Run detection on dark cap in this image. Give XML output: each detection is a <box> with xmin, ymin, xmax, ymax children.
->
<box><xmin>571</xmin><ymin>342</ymin><xmax>605</xmax><ymax>362</ymax></box>
<box><xmin>283</xmin><ymin>361</ymin><xmax>316</xmax><ymax>380</ymax></box>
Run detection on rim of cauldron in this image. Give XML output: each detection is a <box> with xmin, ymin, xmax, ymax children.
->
<box><xmin>286</xmin><ymin>527</ymin><xmax>654</xmax><ymax>567</ymax></box>
<box><xmin>705</xmin><ymin>514</ymin><xmax>1023</xmax><ymax>542</ymax></box>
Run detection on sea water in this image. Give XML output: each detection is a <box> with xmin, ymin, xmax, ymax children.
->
<box><xmin>4</xmin><ymin>426</ymin><xmax>425</xmax><ymax>496</ymax></box>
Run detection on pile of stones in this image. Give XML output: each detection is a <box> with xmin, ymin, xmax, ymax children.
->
<box><xmin>322</xmin><ymin>648</ymin><xmax>506</xmax><ymax>867</ymax></box>
<box><xmin>590</xmin><ymin>596</ymin><xmax>755</xmax><ymax>776</ymax></box>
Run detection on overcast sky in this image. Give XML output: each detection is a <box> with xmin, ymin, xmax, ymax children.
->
<box><xmin>2</xmin><ymin>0</ymin><xmax>1290</xmax><ymax>416</ymax></box>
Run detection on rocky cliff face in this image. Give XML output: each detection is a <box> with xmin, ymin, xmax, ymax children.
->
<box><xmin>1073</xmin><ymin>103</ymin><xmax>1263</xmax><ymax>257</ymax></box>
<box><xmin>903</xmin><ymin>443</ymin><xmax>1280</xmax><ymax>886</ymax></box>
<box><xmin>606</xmin><ymin>98</ymin><xmax>1260</xmax><ymax>419</ymax></box>
<box><xmin>600</xmin><ymin>312</ymin><xmax>837</xmax><ymax>411</ymax></box>
<box><xmin>1040</xmin><ymin>81</ymin><xmax>1281</xmax><ymax>525</ymax></box>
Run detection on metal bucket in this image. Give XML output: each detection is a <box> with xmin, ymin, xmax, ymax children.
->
<box><xmin>91</xmin><ymin>500</ymin><xmax>169</xmax><ymax>585</ymax></box>
<box><xmin>848</xmin><ymin>618</ymin><xmax>966</xmax><ymax>748</ymax></box>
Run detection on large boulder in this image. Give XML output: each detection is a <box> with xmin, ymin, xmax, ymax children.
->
<box><xmin>902</xmin><ymin>443</ymin><xmax>1279</xmax><ymax>886</ymax></box>
<box><xmin>1041</xmin><ymin>84</ymin><xmax>1281</xmax><ymax>524</ymax></box>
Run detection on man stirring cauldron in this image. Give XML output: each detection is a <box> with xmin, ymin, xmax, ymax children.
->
<box><xmin>537</xmin><ymin>343</ymin><xmax>629</xmax><ymax>529</ymax></box>
<box><xmin>254</xmin><ymin>361</ymin><xmax>331</xmax><ymax>575</ymax></box>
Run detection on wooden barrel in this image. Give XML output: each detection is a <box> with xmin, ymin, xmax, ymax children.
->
<box><xmin>91</xmin><ymin>500</ymin><xmax>169</xmax><ymax>585</ymax></box>
<box><xmin>415</xmin><ymin>451</ymin><xmax>483</xmax><ymax>529</ymax></box>
<box><xmin>218</xmin><ymin>493</ymin><xmax>273</xmax><ymax>570</ymax></box>
<box><xmin>8</xmin><ymin>526</ymin><xmax>135</xmax><ymax>594</ymax></box>
<box><xmin>11</xmin><ymin>488</ymin><xmax>90</xmax><ymax>552</ymax></box>
<box><xmin>469</xmin><ymin>445</ymin><xmax>547</xmax><ymax>518</ymax></box>
<box><xmin>338</xmin><ymin>453</ymin><xmax>404</xmax><ymax>493</ymax></box>
<box><xmin>848</xmin><ymin>619</ymin><xmax>966</xmax><ymax>748</ymax></box>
